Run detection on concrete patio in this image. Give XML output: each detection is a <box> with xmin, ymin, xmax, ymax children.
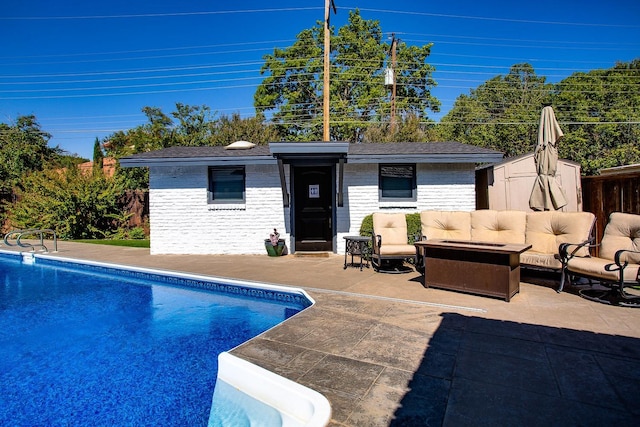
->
<box><xmin>4</xmin><ymin>241</ymin><xmax>640</xmax><ymax>426</ymax></box>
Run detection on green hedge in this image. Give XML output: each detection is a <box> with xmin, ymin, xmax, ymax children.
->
<box><xmin>359</xmin><ymin>212</ymin><xmax>421</xmax><ymax>243</ymax></box>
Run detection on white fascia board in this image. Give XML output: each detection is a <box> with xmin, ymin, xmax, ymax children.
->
<box><xmin>346</xmin><ymin>153</ymin><xmax>504</xmax><ymax>164</ymax></box>
<box><xmin>119</xmin><ymin>156</ymin><xmax>276</xmax><ymax>168</ymax></box>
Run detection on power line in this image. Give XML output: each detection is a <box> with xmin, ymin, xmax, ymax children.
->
<box><xmin>0</xmin><ymin>48</ymin><xmax>278</xmax><ymax>68</ymax></box>
<box><xmin>0</xmin><ymin>83</ymin><xmax>261</xmax><ymax>100</ymax></box>
<box><xmin>0</xmin><ymin>74</ymin><xmax>265</xmax><ymax>92</ymax></box>
<box><xmin>0</xmin><ymin>7</ymin><xmax>322</xmax><ymax>20</ymax></box>
<box><xmin>391</xmin><ymin>32</ymin><xmax>640</xmax><ymax>48</ymax></box>
<box><xmin>0</xmin><ymin>62</ymin><xmax>268</xmax><ymax>79</ymax></box>
<box><xmin>4</xmin><ymin>60</ymin><xmax>635</xmax><ymax>91</ymax></box>
<box><xmin>2</xmin><ymin>28</ymin><xmax>635</xmax><ymax>69</ymax></box>
<box><xmin>0</xmin><ymin>40</ymin><xmax>297</xmax><ymax>61</ymax></box>
<box><xmin>349</xmin><ymin>7</ymin><xmax>640</xmax><ymax>28</ymax></box>
<box><xmin>3</xmin><ymin>75</ymin><xmax>637</xmax><ymax>100</ymax></box>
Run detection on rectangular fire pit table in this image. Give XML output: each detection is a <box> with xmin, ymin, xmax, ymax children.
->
<box><xmin>414</xmin><ymin>240</ymin><xmax>532</xmax><ymax>302</ymax></box>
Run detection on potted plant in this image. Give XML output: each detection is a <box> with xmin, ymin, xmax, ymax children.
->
<box><xmin>264</xmin><ymin>228</ymin><xmax>286</xmax><ymax>256</ymax></box>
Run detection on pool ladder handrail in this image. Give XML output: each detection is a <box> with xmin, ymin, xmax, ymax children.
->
<box><xmin>3</xmin><ymin>229</ymin><xmax>58</xmax><ymax>253</ymax></box>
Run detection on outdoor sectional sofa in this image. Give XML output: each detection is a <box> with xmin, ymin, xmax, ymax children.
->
<box><xmin>419</xmin><ymin>209</ymin><xmax>596</xmax><ymax>287</ymax></box>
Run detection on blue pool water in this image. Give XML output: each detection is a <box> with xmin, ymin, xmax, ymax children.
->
<box><xmin>0</xmin><ymin>254</ymin><xmax>310</xmax><ymax>426</ymax></box>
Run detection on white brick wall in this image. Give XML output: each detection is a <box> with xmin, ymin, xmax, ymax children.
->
<box><xmin>148</xmin><ymin>162</ymin><xmax>476</xmax><ymax>255</ymax></box>
<box><xmin>335</xmin><ymin>163</ymin><xmax>476</xmax><ymax>252</ymax></box>
<box><xmin>416</xmin><ymin>164</ymin><xmax>476</xmax><ymax>211</ymax></box>
<box><xmin>149</xmin><ymin>164</ymin><xmax>290</xmax><ymax>255</ymax></box>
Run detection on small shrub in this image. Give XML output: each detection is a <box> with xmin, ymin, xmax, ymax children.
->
<box><xmin>111</xmin><ymin>226</ymin><xmax>147</xmax><ymax>240</ymax></box>
<box><xmin>406</xmin><ymin>213</ymin><xmax>421</xmax><ymax>243</ymax></box>
<box><xmin>128</xmin><ymin>227</ymin><xmax>147</xmax><ymax>240</ymax></box>
<box><xmin>8</xmin><ymin>168</ymin><xmax>127</xmax><ymax>239</ymax></box>
<box><xmin>359</xmin><ymin>214</ymin><xmax>374</xmax><ymax>237</ymax></box>
<box><xmin>359</xmin><ymin>212</ymin><xmax>421</xmax><ymax>243</ymax></box>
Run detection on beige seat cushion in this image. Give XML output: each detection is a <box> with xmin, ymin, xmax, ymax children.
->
<box><xmin>567</xmin><ymin>213</ymin><xmax>640</xmax><ymax>284</ymax></box>
<box><xmin>567</xmin><ymin>256</ymin><xmax>640</xmax><ymax>283</ymax></box>
<box><xmin>520</xmin><ymin>252</ymin><xmax>561</xmax><ymax>270</ymax></box>
<box><xmin>372</xmin><ymin>213</ymin><xmax>409</xmax><ymax>246</ymax></box>
<box><xmin>470</xmin><ymin>210</ymin><xmax>527</xmax><ymax>244</ymax></box>
<box><xmin>379</xmin><ymin>244</ymin><xmax>418</xmax><ymax>256</ymax></box>
<box><xmin>600</xmin><ymin>212</ymin><xmax>640</xmax><ymax>264</ymax></box>
<box><xmin>420</xmin><ymin>211</ymin><xmax>471</xmax><ymax>241</ymax></box>
<box><xmin>525</xmin><ymin>211</ymin><xmax>595</xmax><ymax>257</ymax></box>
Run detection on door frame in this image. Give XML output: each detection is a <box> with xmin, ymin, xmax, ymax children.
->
<box><xmin>290</xmin><ymin>162</ymin><xmax>336</xmax><ymax>253</ymax></box>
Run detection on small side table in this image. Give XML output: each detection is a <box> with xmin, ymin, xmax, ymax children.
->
<box><xmin>343</xmin><ymin>236</ymin><xmax>371</xmax><ymax>270</ymax></box>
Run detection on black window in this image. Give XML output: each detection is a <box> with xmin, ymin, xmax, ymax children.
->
<box><xmin>208</xmin><ymin>166</ymin><xmax>245</xmax><ymax>202</ymax></box>
<box><xmin>379</xmin><ymin>164</ymin><xmax>416</xmax><ymax>201</ymax></box>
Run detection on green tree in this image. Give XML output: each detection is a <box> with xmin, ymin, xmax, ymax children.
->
<box><xmin>102</xmin><ymin>105</ymin><xmax>282</xmax><ymax>190</ymax></box>
<box><xmin>362</xmin><ymin>113</ymin><xmax>437</xmax><ymax>142</ymax></box>
<box><xmin>172</xmin><ymin>103</ymin><xmax>213</xmax><ymax>146</ymax></box>
<box><xmin>92</xmin><ymin>137</ymin><xmax>104</xmax><ymax>174</ymax></box>
<box><xmin>254</xmin><ymin>22</ymin><xmax>323</xmax><ymax>141</ymax></box>
<box><xmin>254</xmin><ymin>9</ymin><xmax>439</xmax><ymax>142</ymax></box>
<box><xmin>437</xmin><ymin>63</ymin><xmax>553</xmax><ymax>157</ymax></box>
<box><xmin>170</xmin><ymin>104</ymin><xmax>280</xmax><ymax>146</ymax></box>
<box><xmin>8</xmin><ymin>167</ymin><xmax>128</xmax><ymax>239</ymax></box>
<box><xmin>209</xmin><ymin>112</ymin><xmax>280</xmax><ymax>145</ymax></box>
<box><xmin>57</xmin><ymin>154</ymin><xmax>88</xmax><ymax>169</ymax></box>
<box><xmin>142</xmin><ymin>106</ymin><xmax>175</xmax><ymax>149</ymax></box>
<box><xmin>437</xmin><ymin>60</ymin><xmax>640</xmax><ymax>174</ymax></box>
<box><xmin>103</xmin><ymin>107</ymin><xmax>175</xmax><ymax>159</ymax></box>
<box><xmin>101</xmin><ymin>128</ymin><xmax>152</xmax><ymax>190</ymax></box>
<box><xmin>0</xmin><ymin>115</ymin><xmax>58</xmax><ymax>195</ymax></box>
<box><xmin>101</xmin><ymin>106</ymin><xmax>177</xmax><ymax>190</ymax></box>
<box><xmin>554</xmin><ymin>59</ymin><xmax>640</xmax><ymax>174</ymax></box>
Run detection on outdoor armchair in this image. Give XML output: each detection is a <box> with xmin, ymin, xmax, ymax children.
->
<box><xmin>559</xmin><ymin>212</ymin><xmax>640</xmax><ymax>307</ymax></box>
<box><xmin>371</xmin><ymin>213</ymin><xmax>418</xmax><ymax>273</ymax></box>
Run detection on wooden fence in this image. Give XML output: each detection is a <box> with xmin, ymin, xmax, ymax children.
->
<box><xmin>121</xmin><ymin>190</ymin><xmax>149</xmax><ymax>230</ymax></box>
<box><xmin>581</xmin><ymin>167</ymin><xmax>640</xmax><ymax>254</ymax></box>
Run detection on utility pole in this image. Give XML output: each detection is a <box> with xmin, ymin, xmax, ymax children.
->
<box><xmin>389</xmin><ymin>34</ymin><xmax>398</xmax><ymax>134</ymax></box>
<box><xmin>323</xmin><ymin>0</ymin><xmax>336</xmax><ymax>141</ymax></box>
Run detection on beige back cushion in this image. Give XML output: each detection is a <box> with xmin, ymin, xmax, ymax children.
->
<box><xmin>470</xmin><ymin>210</ymin><xmax>527</xmax><ymax>244</ymax></box>
<box><xmin>600</xmin><ymin>212</ymin><xmax>640</xmax><ymax>263</ymax></box>
<box><xmin>525</xmin><ymin>211</ymin><xmax>595</xmax><ymax>256</ymax></box>
<box><xmin>372</xmin><ymin>213</ymin><xmax>409</xmax><ymax>245</ymax></box>
<box><xmin>420</xmin><ymin>211</ymin><xmax>471</xmax><ymax>240</ymax></box>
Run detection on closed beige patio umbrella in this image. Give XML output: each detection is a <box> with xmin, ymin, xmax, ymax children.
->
<box><xmin>529</xmin><ymin>106</ymin><xmax>568</xmax><ymax>211</ymax></box>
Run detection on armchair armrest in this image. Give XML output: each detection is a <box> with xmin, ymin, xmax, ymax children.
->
<box><xmin>600</xmin><ymin>248</ymin><xmax>640</xmax><ymax>288</ymax></box>
<box><xmin>372</xmin><ymin>234</ymin><xmax>382</xmax><ymax>254</ymax></box>
<box><xmin>612</xmin><ymin>248</ymin><xmax>640</xmax><ymax>271</ymax></box>
<box><xmin>558</xmin><ymin>238</ymin><xmax>595</xmax><ymax>265</ymax></box>
<box><xmin>557</xmin><ymin>238</ymin><xmax>595</xmax><ymax>293</ymax></box>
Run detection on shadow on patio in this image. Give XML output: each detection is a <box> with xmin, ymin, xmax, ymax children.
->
<box><xmin>391</xmin><ymin>313</ymin><xmax>640</xmax><ymax>425</ymax></box>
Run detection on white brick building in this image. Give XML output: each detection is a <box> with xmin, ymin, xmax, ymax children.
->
<box><xmin>120</xmin><ymin>142</ymin><xmax>503</xmax><ymax>255</ymax></box>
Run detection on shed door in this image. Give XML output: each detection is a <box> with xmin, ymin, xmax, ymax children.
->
<box><xmin>293</xmin><ymin>166</ymin><xmax>333</xmax><ymax>252</ymax></box>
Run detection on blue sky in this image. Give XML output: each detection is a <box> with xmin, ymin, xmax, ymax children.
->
<box><xmin>1</xmin><ymin>0</ymin><xmax>638</xmax><ymax>159</ymax></box>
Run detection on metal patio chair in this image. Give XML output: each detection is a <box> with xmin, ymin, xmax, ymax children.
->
<box><xmin>559</xmin><ymin>212</ymin><xmax>640</xmax><ymax>307</ymax></box>
<box><xmin>371</xmin><ymin>212</ymin><xmax>417</xmax><ymax>273</ymax></box>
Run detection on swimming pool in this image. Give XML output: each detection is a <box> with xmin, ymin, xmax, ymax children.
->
<box><xmin>0</xmin><ymin>252</ymin><xmax>312</xmax><ymax>426</ymax></box>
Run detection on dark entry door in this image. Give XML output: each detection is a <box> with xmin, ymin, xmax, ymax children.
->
<box><xmin>293</xmin><ymin>166</ymin><xmax>333</xmax><ymax>252</ymax></box>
